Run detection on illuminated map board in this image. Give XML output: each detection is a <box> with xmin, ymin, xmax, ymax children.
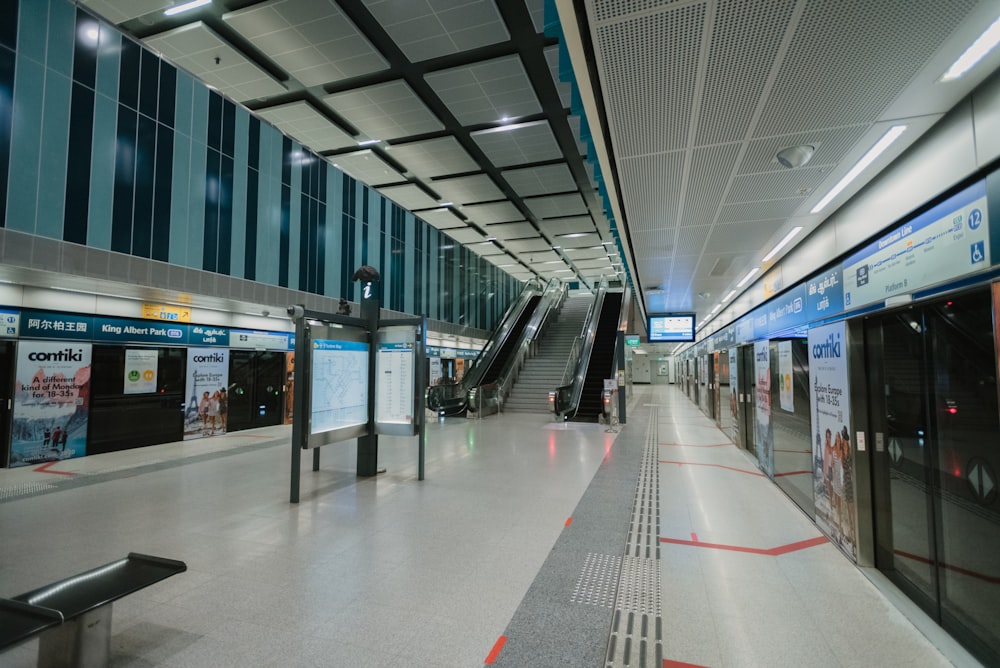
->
<box><xmin>376</xmin><ymin>342</ymin><xmax>414</xmax><ymax>425</ymax></box>
<box><xmin>310</xmin><ymin>339</ymin><xmax>368</xmax><ymax>435</ymax></box>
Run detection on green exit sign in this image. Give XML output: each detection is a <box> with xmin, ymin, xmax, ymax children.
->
<box><xmin>625</xmin><ymin>335</ymin><xmax>640</xmax><ymax>346</ymax></box>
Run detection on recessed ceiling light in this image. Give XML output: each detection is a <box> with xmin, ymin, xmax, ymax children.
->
<box><xmin>941</xmin><ymin>15</ymin><xmax>1000</xmax><ymax>81</ymax></box>
<box><xmin>438</xmin><ymin>202</ymin><xmax>453</xmax><ymax>207</ymax></box>
<box><xmin>357</xmin><ymin>139</ymin><xmax>380</xmax><ymax>146</ymax></box>
<box><xmin>736</xmin><ymin>267</ymin><xmax>760</xmax><ymax>288</ymax></box>
<box><xmin>762</xmin><ymin>227</ymin><xmax>803</xmax><ymax>262</ymax></box>
<box><xmin>165</xmin><ymin>0</ymin><xmax>211</xmax><ymax>15</ymax></box>
<box><xmin>722</xmin><ymin>290</ymin><xmax>737</xmax><ymax>302</ymax></box>
<box><xmin>811</xmin><ymin>125</ymin><xmax>906</xmax><ymax>213</ymax></box>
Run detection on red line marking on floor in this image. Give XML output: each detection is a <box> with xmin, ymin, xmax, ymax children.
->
<box><xmin>690</xmin><ymin>532</ymin><xmax>698</xmax><ymax>542</ymax></box>
<box><xmin>484</xmin><ymin>635</ymin><xmax>507</xmax><ymax>664</ymax></box>
<box><xmin>565</xmin><ymin>517</ymin><xmax>573</xmax><ymax>527</ymax></box>
<box><xmin>659</xmin><ymin>442</ymin><xmax>731</xmax><ymax>448</ymax></box>
<box><xmin>774</xmin><ymin>469</ymin><xmax>812</xmax><ymax>477</ymax></box>
<box><xmin>894</xmin><ymin>550</ymin><xmax>1000</xmax><ymax>585</ymax></box>
<box><xmin>773</xmin><ymin>448</ymin><xmax>812</xmax><ymax>454</ymax></box>
<box><xmin>660</xmin><ymin>534</ymin><xmax>828</xmax><ymax>556</ymax></box>
<box><xmin>33</xmin><ymin>462</ymin><xmax>75</xmax><ymax>476</ymax></box>
<box><xmin>659</xmin><ymin>460</ymin><xmax>764</xmax><ymax>476</ymax></box>
<box><xmin>664</xmin><ymin>660</ymin><xmax>710</xmax><ymax>668</ymax></box>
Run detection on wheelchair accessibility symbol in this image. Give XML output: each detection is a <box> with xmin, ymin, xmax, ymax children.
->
<box><xmin>971</xmin><ymin>240</ymin><xmax>985</xmax><ymax>264</ymax></box>
<box><xmin>968</xmin><ymin>208</ymin><xmax>983</xmax><ymax>230</ymax></box>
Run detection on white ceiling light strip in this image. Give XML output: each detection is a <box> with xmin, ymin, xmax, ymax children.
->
<box><xmin>811</xmin><ymin>125</ymin><xmax>907</xmax><ymax>214</ymax></box>
<box><xmin>736</xmin><ymin>267</ymin><xmax>760</xmax><ymax>288</ymax></box>
<box><xmin>762</xmin><ymin>227</ymin><xmax>803</xmax><ymax>262</ymax></box>
<box><xmin>941</xmin><ymin>15</ymin><xmax>1000</xmax><ymax>81</ymax></box>
<box><xmin>165</xmin><ymin>0</ymin><xmax>211</xmax><ymax>16</ymax></box>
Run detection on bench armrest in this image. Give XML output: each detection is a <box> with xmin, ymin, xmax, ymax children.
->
<box><xmin>0</xmin><ymin>598</ymin><xmax>63</xmax><ymax>651</ymax></box>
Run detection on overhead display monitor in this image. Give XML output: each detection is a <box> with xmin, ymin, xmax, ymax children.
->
<box><xmin>648</xmin><ymin>314</ymin><xmax>696</xmax><ymax>342</ymax></box>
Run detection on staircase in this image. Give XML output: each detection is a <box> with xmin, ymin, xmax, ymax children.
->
<box><xmin>504</xmin><ymin>294</ymin><xmax>593</xmax><ymax>414</ymax></box>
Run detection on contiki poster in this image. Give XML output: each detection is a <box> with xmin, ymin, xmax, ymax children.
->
<box><xmin>808</xmin><ymin>321</ymin><xmax>857</xmax><ymax>560</ymax></box>
<box><xmin>754</xmin><ymin>340</ymin><xmax>773</xmax><ymax>477</ymax></box>
<box><xmin>10</xmin><ymin>342</ymin><xmax>92</xmax><ymax>467</ymax></box>
<box><xmin>184</xmin><ymin>348</ymin><xmax>229</xmax><ymax>440</ymax></box>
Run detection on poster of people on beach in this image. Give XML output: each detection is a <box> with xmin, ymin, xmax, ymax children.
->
<box><xmin>808</xmin><ymin>321</ymin><xmax>857</xmax><ymax>559</ymax></box>
<box><xmin>10</xmin><ymin>342</ymin><xmax>92</xmax><ymax>467</ymax></box>
<box><xmin>183</xmin><ymin>348</ymin><xmax>229</xmax><ymax>440</ymax></box>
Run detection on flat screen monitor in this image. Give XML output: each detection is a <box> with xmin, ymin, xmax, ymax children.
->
<box><xmin>648</xmin><ymin>314</ymin><xmax>695</xmax><ymax>342</ymax></box>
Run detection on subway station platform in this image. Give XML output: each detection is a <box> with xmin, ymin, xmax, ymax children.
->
<box><xmin>0</xmin><ymin>385</ymin><xmax>980</xmax><ymax>667</ymax></box>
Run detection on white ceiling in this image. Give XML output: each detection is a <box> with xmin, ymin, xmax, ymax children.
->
<box><xmin>84</xmin><ymin>0</ymin><xmax>1000</xmax><ymax>326</ymax></box>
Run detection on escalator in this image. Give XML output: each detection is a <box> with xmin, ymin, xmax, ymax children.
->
<box><xmin>553</xmin><ymin>277</ymin><xmax>626</xmax><ymax>421</ymax></box>
<box><xmin>426</xmin><ymin>279</ymin><xmax>546</xmax><ymax>416</ymax></box>
<box><xmin>575</xmin><ymin>292</ymin><xmax>623</xmax><ymax>420</ymax></box>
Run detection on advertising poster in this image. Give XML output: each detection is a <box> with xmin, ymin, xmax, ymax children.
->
<box><xmin>284</xmin><ymin>352</ymin><xmax>294</xmax><ymax>425</ymax></box>
<box><xmin>778</xmin><ymin>340</ymin><xmax>794</xmax><ymax>412</ymax></box>
<box><xmin>10</xmin><ymin>341</ymin><xmax>92</xmax><ymax>467</ymax></box>
<box><xmin>729</xmin><ymin>348</ymin><xmax>738</xmax><ymax>442</ymax></box>
<box><xmin>124</xmin><ymin>349</ymin><xmax>158</xmax><ymax>394</ymax></box>
<box><xmin>184</xmin><ymin>348</ymin><xmax>230</xmax><ymax>440</ymax></box>
<box><xmin>754</xmin><ymin>341</ymin><xmax>773</xmax><ymax>477</ymax></box>
<box><xmin>429</xmin><ymin>357</ymin><xmax>443</xmax><ymax>386</ymax></box>
<box><xmin>808</xmin><ymin>321</ymin><xmax>857</xmax><ymax>559</ymax></box>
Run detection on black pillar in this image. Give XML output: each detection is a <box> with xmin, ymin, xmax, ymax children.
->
<box><xmin>357</xmin><ymin>280</ymin><xmax>380</xmax><ymax>476</ymax></box>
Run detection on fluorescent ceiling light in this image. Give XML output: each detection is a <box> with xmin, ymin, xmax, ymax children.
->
<box><xmin>722</xmin><ymin>290</ymin><xmax>737</xmax><ymax>302</ymax></box>
<box><xmin>558</xmin><ymin>232</ymin><xmax>591</xmax><ymax>238</ymax></box>
<box><xmin>710</xmin><ymin>304</ymin><xmax>721</xmax><ymax>313</ymax></box>
<box><xmin>438</xmin><ymin>202</ymin><xmax>453</xmax><ymax>207</ymax></box>
<box><xmin>941</xmin><ymin>15</ymin><xmax>1000</xmax><ymax>81</ymax></box>
<box><xmin>602</xmin><ymin>241</ymin><xmax>614</xmax><ymax>245</ymax></box>
<box><xmin>165</xmin><ymin>0</ymin><xmax>210</xmax><ymax>15</ymax></box>
<box><xmin>357</xmin><ymin>139</ymin><xmax>380</xmax><ymax>146</ymax></box>
<box><xmin>762</xmin><ymin>227</ymin><xmax>803</xmax><ymax>262</ymax></box>
<box><xmin>736</xmin><ymin>267</ymin><xmax>760</xmax><ymax>288</ymax></box>
<box><xmin>811</xmin><ymin>125</ymin><xmax>906</xmax><ymax>213</ymax></box>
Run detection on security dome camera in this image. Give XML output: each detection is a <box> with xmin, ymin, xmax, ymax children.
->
<box><xmin>287</xmin><ymin>304</ymin><xmax>305</xmax><ymax>319</ymax></box>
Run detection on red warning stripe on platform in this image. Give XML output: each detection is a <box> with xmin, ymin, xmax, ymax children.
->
<box><xmin>33</xmin><ymin>462</ymin><xmax>75</xmax><ymax>476</ymax></box>
<box><xmin>664</xmin><ymin>660</ymin><xmax>710</xmax><ymax>668</ymax></box>
<box><xmin>774</xmin><ymin>469</ymin><xmax>811</xmax><ymax>477</ymax></box>
<box><xmin>659</xmin><ymin>442</ymin><xmax>731</xmax><ymax>447</ymax></box>
<box><xmin>659</xmin><ymin>460</ymin><xmax>763</xmax><ymax>476</ymax></box>
<box><xmin>895</xmin><ymin>549</ymin><xmax>1000</xmax><ymax>584</ymax></box>
<box><xmin>484</xmin><ymin>636</ymin><xmax>507</xmax><ymax>664</ymax></box>
<box><xmin>660</xmin><ymin>535</ymin><xmax>828</xmax><ymax>556</ymax></box>
<box><xmin>565</xmin><ymin>517</ymin><xmax>573</xmax><ymax>527</ymax></box>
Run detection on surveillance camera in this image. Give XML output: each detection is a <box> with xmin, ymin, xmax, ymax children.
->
<box><xmin>287</xmin><ymin>304</ymin><xmax>305</xmax><ymax>319</ymax></box>
<box><xmin>261</xmin><ymin>309</ymin><xmax>270</xmax><ymax>318</ymax></box>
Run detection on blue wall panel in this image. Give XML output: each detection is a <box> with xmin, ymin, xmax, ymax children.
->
<box><xmin>45</xmin><ymin>0</ymin><xmax>74</xmax><ymax>79</ymax></box>
<box><xmin>36</xmin><ymin>69</ymin><xmax>71</xmax><ymax>239</ymax></box>
<box><xmin>6</xmin><ymin>55</ymin><xmax>44</xmax><ymax>232</ymax></box>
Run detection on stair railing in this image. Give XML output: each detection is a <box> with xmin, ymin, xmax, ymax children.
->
<box><xmin>554</xmin><ymin>277</ymin><xmax>608</xmax><ymax>417</ymax></box>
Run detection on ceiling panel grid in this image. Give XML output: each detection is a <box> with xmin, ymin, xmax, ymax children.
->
<box><xmin>330</xmin><ymin>149</ymin><xmax>405</xmax><ymax>186</ymax></box>
<box><xmin>223</xmin><ymin>0</ymin><xmax>388</xmax><ymax>87</ymax></box>
<box><xmin>524</xmin><ymin>192</ymin><xmax>589</xmax><ymax>219</ymax></box>
<box><xmin>737</xmin><ymin>125</ymin><xmax>869</xmax><ymax>174</ymax></box>
<box><xmin>617</xmin><ymin>151</ymin><xmax>685</xmax><ymax>231</ymax></box>
<box><xmin>425</xmin><ymin>55</ymin><xmax>543</xmax><ymax>126</ymax></box>
<box><xmin>386</xmin><ymin>136</ymin><xmax>480</xmax><ymax>179</ymax></box>
<box><xmin>717</xmin><ymin>197</ymin><xmax>804</xmax><ymax>224</ymax></box>
<box><xmin>592</xmin><ymin>4</ymin><xmax>705</xmax><ymax>156</ymax></box>
<box><xmin>461</xmin><ymin>201</ymin><xmax>524</xmax><ymax>225</ymax></box>
<box><xmin>754</xmin><ymin>0</ymin><xmax>980</xmax><ymax>137</ymax></box>
<box><xmin>678</xmin><ymin>142</ymin><xmax>742</xmax><ymax>227</ymax></box>
<box><xmin>538</xmin><ymin>214</ymin><xmax>598</xmax><ymax>237</ymax></box>
<box><xmin>361</xmin><ymin>0</ymin><xmax>510</xmax><ymax>62</ymax></box>
<box><xmin>254</xmin><ymin>101</ymin><xmax>355</xmax><ymax>150</ymax></box>
<box><xmin>324</xmin><ymin>81</ymin><xmax>444</xmax><ymax>140</ymax></box>
<box><xmin>726</xmin><ymin>166</ymin><xmax>829</xmax><ymax>204</ymax></box>
<box><xmin>501</xmin><ymin>163</ymin><xmax>577</xmax><ymax>197</ymax></box>
<box><xmin>471</xmin><ymin>121</ymin><xmax>564</xmax><ymax>166</ymax></box>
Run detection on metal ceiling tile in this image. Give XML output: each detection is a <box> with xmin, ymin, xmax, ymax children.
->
<box><xmin>552</xmin><ymin>233</ymin><xmax>601</xmax><ymax>249</ymax></box>
<box><xmin>591</xmin><ymin>0</ymin><xmax>681</xmax><ymax>24</ymax></box>
<box><xmin>679</xmin><ymin>143</ymin><xmax>741</xmax><ymax>227</ymax></box>
<box><xmin>425</xmin><ymin>54</ymin><xmax>542</xmax><ymax>125</ymax></box>
<box><xmin>522</xmin><ymin>249</ymin><xmax>560</xmax><ymax>264</ymax></box>
<box><xmin>223</xmin><ymin>0</ymin><xmax>388</xmax><ymax>87</ymax></box>
<box><xmin>524</xmin><ymin>193</ymin><xmax>588</xmax><ymax>219</ymax></box>
<box><xmin>754</xmin><ymin>1</ymin><xmax>979</xmax><ymax>137</ymax></box>
<box><xmin>363</xmin><ymin>0</ymin><xmax>509</xmax><ymax>62</ymax></box>
<box><xmin>726</xmin><ymin>167</ymin><xmax>829</xmax><ymax>205</ymax></box>
<box><xmin>483</xmin><ymin>253</ymin><xmax>520</xmax><ymax>267</ymax></box>
<box><xmin>330</xmin><ymin>149</ymin><xmax>406</xmax><ymax>186</ymax></box>
<box><xmin>717</xmin><ymin>198</ymin><xmax>804</xmax><ymax>224</ymax></box>
<box><xmin>443</xmin><ymin>226</ymin><xmax>488</xmax><ymax>244</ymax></box>
<box><xmin>324</xmin><ymin>80</ymin><xmax>443</xmax><ymax>141</ymax></box>
<box><xmin>544</xmin><ymin>45</ymin><xmax>572</xmax><ymax>108</ymax></box>
<box><xmin>564</xmin><ymin>247</ymin><xmax>608</xmax><ymax>260</ymax></box>
<box><xmin>694</xmin><ymin>1</ymin><xmax>796</xmax><ymax>146</ymax></box>
<box><xmin>631</xmin><ymin>228</ymin><xmax>675</xmax><ymax>257</ymax></box>
<box><xmin>428</xmin><ymin>174</ymin><xmax>504</xmax><ymax>204</ymax></box>
<box><xmin>419</xmin><ymin>208</ymin><xmax>467</xmax><ymax>229</ymax></box>
<box><xmin>460</xmin><ymin>201</ymin><xmax>523</xmax><ymax>224</ymax></box>
<box><xmin>79</xmin><ymin>0</ymin><xmax>173</xmax><ymax>24</ymax></box>
<box><xmin>146</xmin><ymin>22</ymin><xmax>286</xmax><ymax>102</ymax></box>
<box><xmin>376</xmin><ymin>184</ymin><xmax>440</xmax><ymax>210</ymax></box>
<box><xmin>593</xmin><ymin>2</ymin><xmax>705</xmax><ymax>156</ymax></box>
<box><xmin>255</xmin><ymin>101</ymin><xmax>355</xmax><ymax>151</ymax></box>
<box><xmin>468</xmin><ymin>242</ymin><xmax>506</xmax><ymax>256</ymax></box>
<box><xmin>672</xmin><ymin>226</ymin><xmax>711</xmax><ymax>256</ymax></box>
<box><xmin>618</xmin><ymin>151</ymin><xmax>684</xmax><ymax>231</ymax></box>
<box><xmin>526</xmin><ymin>0</ymin><xmax>545</xmax><ymax>33</ymax></box>
<box><xmin>485</xmin><ymin>222</ymin><xmax>537</xmax><ymax>239</ymax></box>
<box><xmin>386</xmin><ymin>136</ymin><xmax>479</xmax><ymax>179</ymax></box>
<box><xmin>706</xmin><ymin>220</ymin><xmax>784</xmax><ymax>255</ymax></box>
<box><xmin>537</xmin><ymin>214</ymin><xmax>596</xmax><ymax>236</ymax></box>
<box><xmin>471</xmin><ymin>120</ymin><xmax>563</xmax><ymax>167</ymax></box>
<box><xmin>574</xmin><ymin>258</ymin><xmax>613</xmax><ymax>270</ymax></box>
<box><xmin>501</xmin><ymin>163</ymin><xmax>577</xmax><ymax>197</ymax></box>
<box><xmin>505</xmin><ymin>238</ymin><xmax>554</xmax><ymax>253</ymax></box>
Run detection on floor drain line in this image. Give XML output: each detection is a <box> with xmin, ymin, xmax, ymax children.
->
<box><xmin>607</xmin><ymin>408</ymin><xmax>662</xmax><ymax>667</ymax></box>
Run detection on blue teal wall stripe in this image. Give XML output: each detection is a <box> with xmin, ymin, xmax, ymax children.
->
<box><xmin>2</xmin><ymin>0</ymin><xmax>526</xmax><ymax>331</ymax></box>
<box><xmin>230</xmin><ymin>107</ymin><xmax>248</xmax><ymax>278</ymax></box>
<box><xmin>6</xmin><ymin>53</ymin><xmax>43</xmax><ymax>233</ymax></box>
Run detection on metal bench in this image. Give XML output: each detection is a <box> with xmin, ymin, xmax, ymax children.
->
<box><xmin>0</xmin><ymin>552</ymin><xmax>186</xmax><ymax>667</ymax></box>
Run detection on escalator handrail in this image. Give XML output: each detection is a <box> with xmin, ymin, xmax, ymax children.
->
<box><xmin>489</xmin><ymin>278</ymin><xmax>567</xmax><ymax>409</ymax></box>
<box><xmin>555</xmin><ymin>276</ymin><xmax>609</xmax><ymax>416</ymax></box>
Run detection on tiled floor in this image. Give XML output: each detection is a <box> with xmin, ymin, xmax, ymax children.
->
<box><xmin>0</xmin><ymin>385</ymin><xmax>984</xmax><ymax>667</ymax></box>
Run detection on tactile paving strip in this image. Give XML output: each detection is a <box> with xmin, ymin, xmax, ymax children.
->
<box><xmin>0</xmin><ymin>481</ymin><xmax>56</xmax><ymax>501</ymax></box>
<box><xmin>606</xmin><ymin>408</ymin><xmax>663</xmax><ymax>667</ymax></box>
<box><xmin>571</xmin><ymin>553</ymin><xmax>622</xmax><ymax>608</ymax></box>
